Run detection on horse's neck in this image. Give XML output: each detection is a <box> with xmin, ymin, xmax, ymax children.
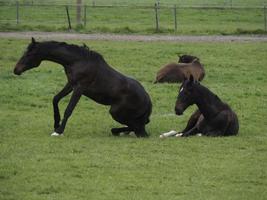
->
<box><xmin>41</xmin><ymin>44</ymin><xmax>79</xmax><ymax>67</ymax></box>
<box><xmin>194</xmin><ymin>86</ymin><xmax>221</xmax><ymax>120</ymax></box>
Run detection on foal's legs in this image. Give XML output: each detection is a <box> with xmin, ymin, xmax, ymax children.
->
<box><xmin>180</xmin><ymin>109</ymin><xmax>201</xmax><ymax>133</ymax></box>
<box><xmin>53</xmin><ymin>82</ymin><xmax>72</xmax><ymax>129</ymax></box>
<box><xmin>181</xmin><ymin>114</ymin><xmax>205</xmax><ymax>137</ymax></box>
<box><xmin>53</xmin><ymin>87</ymin><xmax>82</xmax><ymax>135</ymax></box>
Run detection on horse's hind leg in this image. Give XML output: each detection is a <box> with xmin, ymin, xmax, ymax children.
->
<box><xmin>111</xmin><ymin>127</ymin><xmax>133</xmax><ymax>136</ymax></box>
<box><xmin>53</xmin><ymin>82</ymin><xmax>72</xmax><ymax>129</ymax></box>
<box><xmin>134</xmin><ymin>126</ymin><xmax>148</xmax><ymax>138</ymax></box>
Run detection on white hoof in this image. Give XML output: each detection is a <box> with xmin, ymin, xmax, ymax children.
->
<box><xmin>129</xmin><ymin>131</ymin><xmax>136</xmax><ymax>137</ymax></box>
<box><xmin>51</xmin><ymin>132</ymin><xmax>63</xmax><ymax>136</ymax></box>
<box><xmin>175</xmin><ymin>133</ymin><xmax>183</xmax><ymax>137</ymax></box>
<box><xmin>160</xmin><ymin>130</ymin><xmax>177</xmax><ymax>138</ymax></box>
<box><xmin>197</xmin><ymin>133</ymin><xmax>202</xmax><ymax>137</ymax></box>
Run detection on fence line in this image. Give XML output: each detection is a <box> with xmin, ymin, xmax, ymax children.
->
<box><xmin>0</xmin><ymin>1</ymin><xmax>266</xmax><ymax>9</ymax></box>
<box><xmin>0</xmin><ymin>2</ymin><xmax>266</xmax><ymax>34</ymax></box>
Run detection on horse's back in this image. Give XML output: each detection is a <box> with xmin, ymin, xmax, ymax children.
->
<box><xmin>155</xmin><ymin>62</ymin><xmax>205</xmax><ymax>83</ymax></box>
<box><xmin>155</xmin><ymin>63</ymin><xmax>184</xmax><ymax>83</ymax></box>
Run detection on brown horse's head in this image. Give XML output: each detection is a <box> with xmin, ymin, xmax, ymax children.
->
<box><xmin>178</xmin><ymin>54</ymin><xmax>199</xmax><ymax>63</ymax></box>
<box><xmin>175</xmin><ymin>75</ymin><xmax>197</xmax><ymax>115</ymax></box>
<box><xmin>14</xmin><ymin>37</ymin><xmax>42</xmax><ymax>75</ymax></box>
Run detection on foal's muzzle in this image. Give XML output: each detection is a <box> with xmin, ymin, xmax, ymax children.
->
<box><xmin>175</xmin><ymin>107</ymin><xmax>184</xmax><ymax>115</ymax></box>
<box><xmin>14</xmin><ymin>64</ymin><xmax>24</xmax><ymax>75</ymax></box>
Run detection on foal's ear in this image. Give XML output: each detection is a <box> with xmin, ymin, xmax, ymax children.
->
<box><xmin>31</xmin><ymin>37</ymin><xmax>36</xmax><ymax>44</ymax></box>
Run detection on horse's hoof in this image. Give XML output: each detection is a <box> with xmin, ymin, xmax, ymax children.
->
<box><xmin>197</xmin><ymin>133</ymin><xmax>202</xmax><ymax>136</ymax></box>
<box><xmin>160</xmin><ymin>130</ymin><xmax>177</xmax><ymax>138</ymax></box>
<box><xmin>51</xmin><ymin>132</ymin><xmax>63</xmax><ymax>136</ymax></box>
<box><xmin>129</xmin><ymin>131</ymin><xmax>136</xmax><ymax>137</ymax></box>
<box><xmin>175</xmin><ymin>133</ymin><xmax>183</xmax><ymax>137</ymax></box>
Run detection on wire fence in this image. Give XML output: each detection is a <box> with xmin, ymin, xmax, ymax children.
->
<box><xmin>0</xmin><ymin>2</ymin><xmax>266</xmax><ymax>34</ymax></box>
<box><xmin>1</xmin><ymin>0</ymin><xmax>266</xmax><ymax>7</ymax></box>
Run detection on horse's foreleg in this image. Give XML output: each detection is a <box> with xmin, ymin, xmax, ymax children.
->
<box><xmin>52</xmin><ymin>87</ymin><xmax>82</xmax><ymax>136</ymax></box>
<box><xmin>53</xmin><ymin>82</ymin><xmax>72</xmax><ymax>129</ymax></box>
<box><xmin>181</xmin><ymin>109</ymin><xmax>201</xmax><ymax>133</ymax></box>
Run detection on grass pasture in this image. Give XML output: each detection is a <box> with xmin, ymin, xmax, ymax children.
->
<box><xmin>0</xmin><ymin>38</ymin><xmax>267</xmax><ymax>200</ymax></box>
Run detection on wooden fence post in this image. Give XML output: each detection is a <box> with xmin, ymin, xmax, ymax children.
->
<box><xmin>16</xmin><ymin>1</ymin><xmax>19</xmax><ymax>24</ymax></box>
<box><xmin>174</xmin><ymin>4</ymin><xmax>177</xmax><ymax>32</ymax></box>
<box><xmin>65</xmin><ymin>5</ymin><xmax>72</xmax><ymax>30</ymax></box>
<box><xmin>76</xmin><ymin>0</ymin><xmax>82</xmax><ymax>25</ymax></box>
<box><xmin>264</xmin><ymin>6</ymin><xmax>266</xmax><ymax>32</ymax></box>
<box><xmin>84</xmin><ymin>5</ymin><xmax>87</xmax><ymax>27</ymax></box>
<box><xmin>155</xmin><ymin>3</ymin><xmax>159</xmax><ymax>32</ymax></box>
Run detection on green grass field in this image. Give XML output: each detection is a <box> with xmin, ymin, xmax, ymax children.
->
<box><xmin>0</xmin><ymin>1</ymin><xmax>266</xmax><ymax>35</ymax></box>
<box><xmin>0</xmin><ymin>38</ymin><xmax>267</xmax><ymax>200</ymax></box>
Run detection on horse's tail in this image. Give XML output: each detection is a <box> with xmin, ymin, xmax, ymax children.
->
<box><xmin>139</xmin><ymin>94</ymin><xmax>152</xmax><ymax>125</ymax></box>
<box><xmin>230</xmin><ymin>111</ymin><xmax>239</xmax><ymax>135</ymax></box>
<box><xmin>145</xmin><ymin>98</ymin><xmax>152</xmax><ymax>124</ymax></box>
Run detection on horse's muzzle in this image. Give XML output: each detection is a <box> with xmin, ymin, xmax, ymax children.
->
<box><xmin>13</xmin><ymin>64</ymin><xmax>24</xmax><ymax>75</ymax></box>
<box><xmin>175</xmin><ymin>107</ymin><xmax>184</xmax><ymax>115</ymax></box>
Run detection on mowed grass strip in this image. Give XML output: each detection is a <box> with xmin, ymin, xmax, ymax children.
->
<box><xmin>0</xmin><ymin>38</ymin><xmax>267</xmax><ymax>200</ymax></box>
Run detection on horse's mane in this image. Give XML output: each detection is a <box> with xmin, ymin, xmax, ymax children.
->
<box><xmin>194</xmin><ymin>83</ymin><xmax>223</xmax><ymax>104</ymax></box>
<box><xmin>41</xmin><ymin>41</ymin><xmax>104</xmax><ymax>61</ymax></box>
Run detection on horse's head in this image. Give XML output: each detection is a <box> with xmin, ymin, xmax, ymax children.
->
<box><xmin>14</xmin><ymin>37</ymin><xmax>42</xmax><ymax>75</ymax></box>
<box><xmin>175</xmin><ymin>75</ymin><xmax>198</xmax><ymax>115</ymax></box>
<box><xmin>178</xmin><ymin>54</ymin><xmax>199</xmax><ymax>63</ymax></box>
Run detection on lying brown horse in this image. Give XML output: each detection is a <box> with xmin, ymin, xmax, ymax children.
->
<box><xmin>154</xmin><ymin>54</ymin><xmax>205</xmax><ymax>83</ymax></box>
<box><xmin>14</xmin><ymin>38</ymin><xmax>152</xmax><ymax>137</ymax></box>
<box><xmin>174</xmin><ymin>76</ymin><xmax>239</xmax><ymax>137</ymax></box>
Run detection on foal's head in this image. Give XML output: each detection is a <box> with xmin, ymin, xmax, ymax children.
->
<box><xmin>175</xmin><ymin>75</ymin><xmax>199</xmax><ymax>115</ymax></box>
<box><xmin>14</xmin><ymin>38</ymin><xmax>42</xmax><ymax>75</ymax></box>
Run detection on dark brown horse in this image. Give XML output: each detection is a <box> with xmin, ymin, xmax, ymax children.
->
<box><xmin>14</xmin><ymin>38</ymin><xmax>152</xmax><ymax>137</ymax></box>
<box><xmin>154</xmin><ymin>54</ymin><xmax>205</xmax><ymax>83</ymax></box>
<box><xmin>175</xmin><ymin>76</ymin><xmax>239</xmax><ymax>137</ymax></box>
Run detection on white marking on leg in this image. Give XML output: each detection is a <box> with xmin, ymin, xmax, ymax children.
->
<box><xmin>197</xmin><ymin>133</ymin><xmax>202</xmax><ymax>136</ymax></box>
<box><xmin>160</xmin><ymin>130</ymin><xmax>177</xmax><ymax>138</ymax></box>
<box><xmin>119</xmin><ymin>132</ymin><xmax>126</xmax><ymax>136</ymax></box>
<box><xmin>129</xmin><ymin>132</ymin><xmax>136</xmax><ymax>137</ymax></box>
<box><xmin>51</xmin><ymin>132</ymin><xmax>63</xmax><ymax>136</ymax></box>
<box><xmin>175</xmin><ymin>133</ymin><xmax>183</xmax><ymax>137</ymax></box>
<box><xmin>180</xmin><ymin>87</ymin><xmax>184</xmax><ymax>92</ymax></box>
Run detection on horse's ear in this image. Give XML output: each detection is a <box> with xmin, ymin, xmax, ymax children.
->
<box><xmin>192</xmin><ymin>58</ymin><xmax>199</xmax><ymax>64</ymax></box>
<box><xmin>31</xmin><ymin>37</ymin><xmax>36</xmax><ymax>44</ymax></box>
<box><xmin>83</xmin><ymin>43</ymin><xmax>89</xmax><ymax>50</ymax></box>
<box><xmin>176</xmin><ymin>52</ymin><xmax>182</xmax><ymax>58</ymax></box>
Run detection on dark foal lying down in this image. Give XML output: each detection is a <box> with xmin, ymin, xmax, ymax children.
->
<box><xmin>174</xmin><ymin>76</ymin><xmax>239</xmax><ymax>137</ymax></box>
